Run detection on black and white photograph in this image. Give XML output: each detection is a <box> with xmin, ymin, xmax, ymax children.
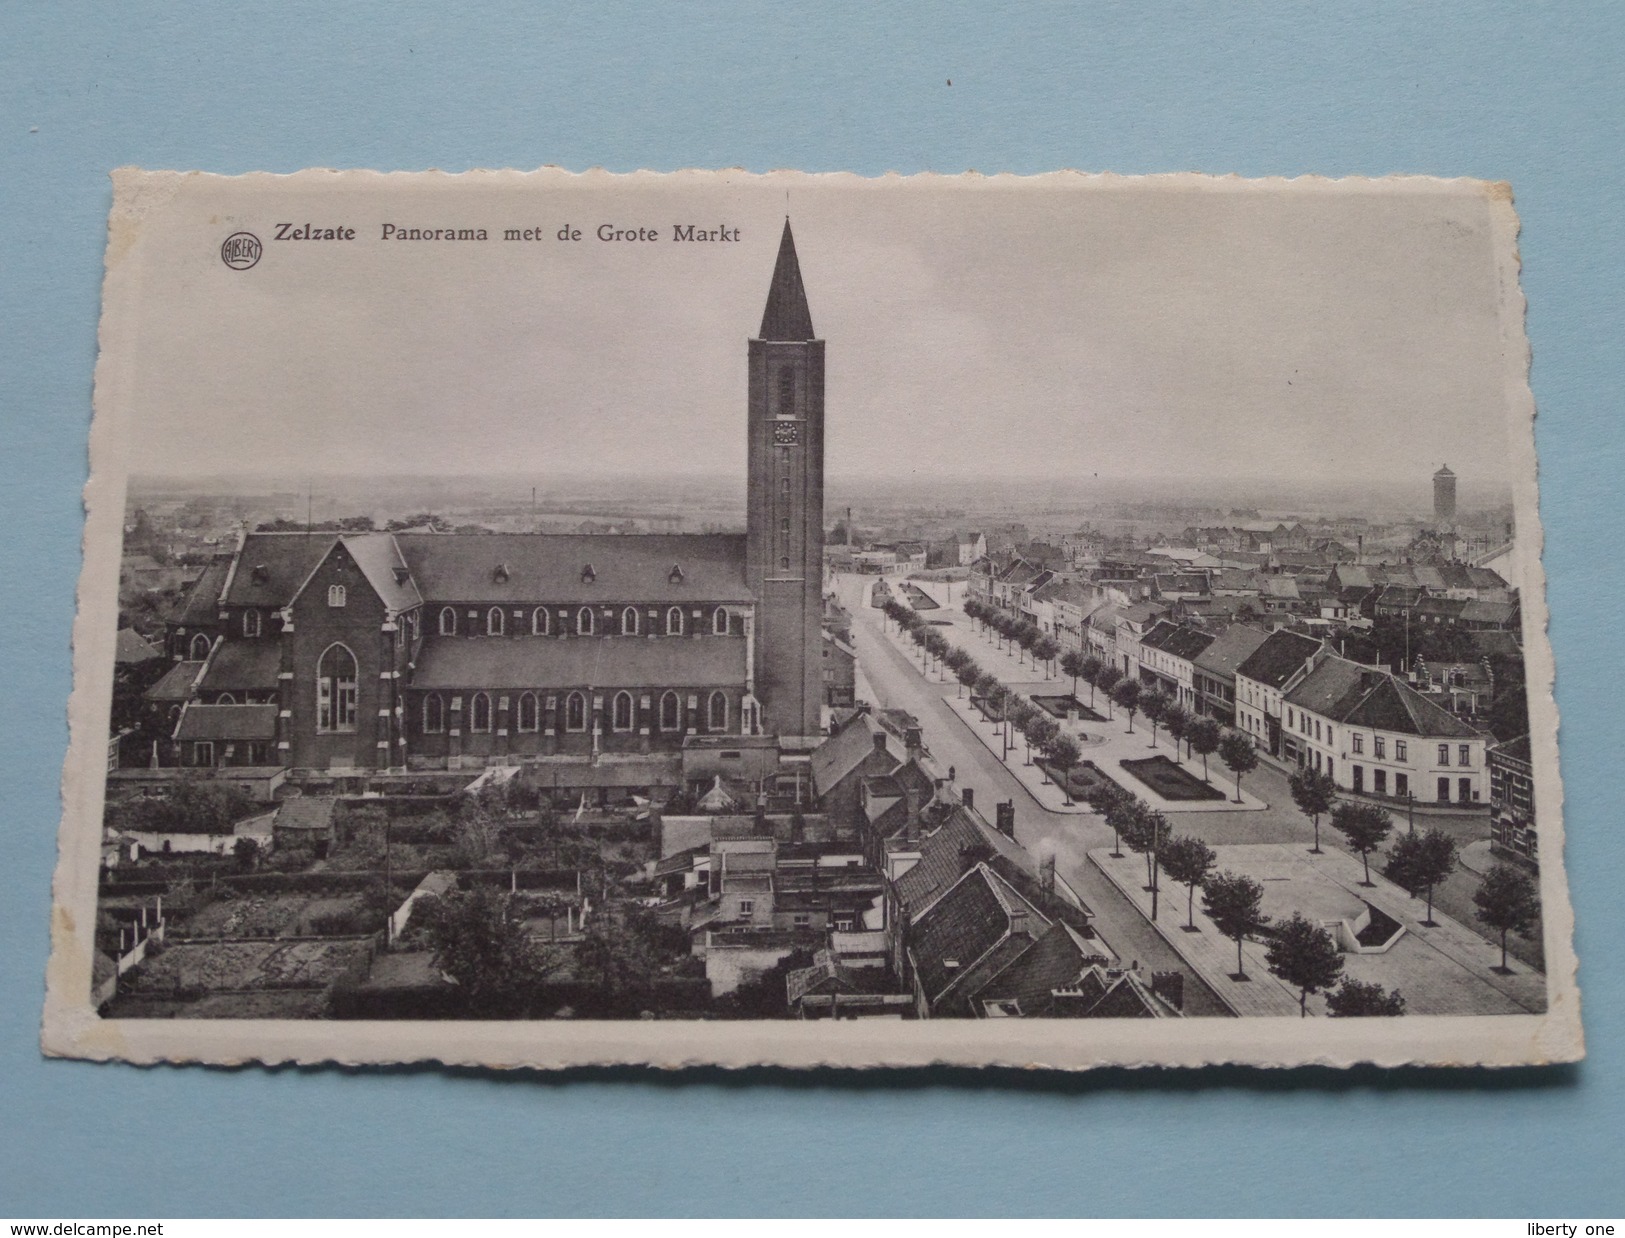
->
<box><xmin>44</xmin><ymin>169</ymin><xmax>1579</xmax><ymax>1069</ymax></box>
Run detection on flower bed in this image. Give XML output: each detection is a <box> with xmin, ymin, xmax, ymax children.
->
<box><xmin>1029</xmin><ymin>693</ymin><xmax>1108</xmax><ymax>723</ymax></box>
<box><xmin>1036</xmin><ymin>759</ymin><xmax>1114</xmax><ymax>800</ymax></box>
<box><xmin>1118</xmin><ymin>755</ymin><xmax>1227</xmax><ymax>802</ymax></box>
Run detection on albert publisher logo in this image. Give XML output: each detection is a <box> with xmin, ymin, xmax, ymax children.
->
<box><xmin>220</xmin><ymin>231</ymin><xmax>262</xmax><ymax>270</ymax></box>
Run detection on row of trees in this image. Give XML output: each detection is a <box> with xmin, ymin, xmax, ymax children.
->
<box><xmin>960</xmin><ymin>597</ymin><xmax>1061</xmax><ymax>674</ymax></box>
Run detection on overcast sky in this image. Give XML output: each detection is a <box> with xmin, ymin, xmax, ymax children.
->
<box><xmin>114</xmin><ymin>171</ymin><xmax>1525</xmax><ymax>493</ymax></box>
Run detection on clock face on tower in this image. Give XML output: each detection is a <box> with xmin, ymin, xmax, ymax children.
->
<box><xmin>772</xmin><ymin>420</ymin><xmax>801</xmax><ymax>446</ymax></box>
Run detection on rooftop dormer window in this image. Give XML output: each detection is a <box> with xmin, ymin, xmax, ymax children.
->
<box><xmin>581</xmin><ymin>564</ymin><xmax>596</xmax><ymax>584</ymax></box>
<box><xmin>492</xmin><ymin>563</ymin><xmax>510</xmax><ymax>584</ymax></box>
<box><xmin>250</xmin><ymin>564</ymin><xmax>270</xmax><ymax>584</ymax></box>
<box><xmin>669</xmin><ymin>564</ymin><xmax>684</xmax><ymax>585</ymax></box>
<box><xmin>393</xmin><ymin>566</ymin><xmax>411</xmax><ymax>586</ymax></box>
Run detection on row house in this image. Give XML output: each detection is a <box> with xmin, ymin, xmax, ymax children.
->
<box><xmin>1136</xmin><ymin>621</ymin><xmax>1216</xmax><ymax>711</ymax></box>
<box><xmin>1042</xmin><ymin>580</ymin><xmax>1098</xmax><ymax>654</ymax></box>
<box><xmin>1280</xmin><ymin>654</ymin><xmax>1488</xmax><ymax>807</ymax></box>
<box><xmin>1234</xmin><ymin>629</ymin><xmax>1327</xmax><ymax>759</ymax></box>
<box><xmin>1191</xmin><ymin>624</ymin><xmax>1270</xmax><ymax>727</ymax></box>
<box><xmin>1488</xmin><ymin>735</ymin><xmax>1537</xmax><ymax>866</ymax></box>
<box><xmin>1110</xmin><ymin>601</ymin><xmax>1171</xmax><ymax>681</ymax></box>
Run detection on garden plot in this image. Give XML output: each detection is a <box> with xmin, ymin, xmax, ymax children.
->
<box><xmin>122</xmin><ymin>938</ymin><xmax>372</xmax><ymax>994</ymax></box>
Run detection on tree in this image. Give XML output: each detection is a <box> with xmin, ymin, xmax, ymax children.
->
<box><xmin>1140</xmin><ymin>689</ymin><xmax>1171</xmax><ymax>748</ymax></box>
<box><xmin>1330</xmin><ymin>801</ymin><xmax>1393</xmax><ymax>886</ymax></box>
<box><xmin>1081</xmin><ymin>655</ymin><xmax>1103</xmax><ymax>707</ymax></box>
<box><xmin>1187</xmin><ymin>717</ymin><xmax>1222</xmax><ymax>782</ymax></box>
<box><xmin>1473</xmin><ymin>863</ymin><xmax>1540</xmax><ymax>972</ymax></box>
<box><xmin>1202</xmin><ymin>870</ymin><xmax>1271</xmax><ymax>980</ymax></box>
<box><xmin>232</xmin><ymin>836</ymin><xmax>261</xmax><ymax>872</ymax></box>
<box><xmin>1016</xmin><ymin>621</ymin><xmax>1040</xmax><ymax>666</ymax></box>
<box><xmin>1383</xmin><ymin>828</ymin><xmax>1459</xmax><ymax>925</ymax></box>
<box><xmin>1326</xmin><ymin>978</ymin><xmax>1407</xmax><ymax>1017</ymax></box>
<box><xmin>1217</xmin><ymin>729</ymin><xmax>1258</xmax><ymax>803</ymax></box>
<box><xmin>1086</xmin><ymin>779</ymin><xmax>1137</xmax><ymax>855</ymax></box>
<box><xmin>423</xmin><ymin>885</ymin><xmax>553</xmax><ymax>1017</ymax></box>
<box><xmin>1288</xmin><ymin>766</ymin><xmax>1338</xmax><ymax>853</ymax></box>
<box><xmin>955</xmin><ymin>655</ymin><xmax>982</xmax><ymax>699</ymax></box>
<box><xmin>1033</xmin><ymin>634</ymin><xmax>1060</xmax><ymax>678</ymax></box>
<box><xmin>728</xmin><ymin>947</ymin><xmax>816</xmax><ymax>1018</ymax></box>
<box><xmin>1044</xmin><ymin>734</ymin><xmax>1082</xmax><ymax>804</ymax></box>
<box><xmin>1265</xmin><ymin>912</ymin><xmax>1346</xmax><ymax>1016</ymax></box>
<box><xmin>1096</xmin><ymin>664</ymin><xmax>1123</xmax><ymax>718</ymax></box>
<box><xmin>1112</xmin><ymin>677</ymin><xmax>1142</xmax><ymax>732</ymax></box>
<box><xmin>1164</xmin><ymin>703</ymin><xmax>1190</xmax><ymax>762</ymax></box>
<box><xmin>1121</xmin><ymin>803</ymin><xmax>1173</xmax><ymax>918</ymax></box>
<box><xmin>1159</xmin><ymin>835</ymin><xmax>1217</xmax><ymax>930</ymax></box>
<box><xmin>1024</xmin><ymin>712</ymin><xmax>1060</xmax><ymax>772</ymax></box>
<box><xmin>573</xmin><ymin>909</ymin><xmax>664</xmax><ymax>1010</ymax></box>
<box><xmin>1060</xmin><ymin>649</ymin><xmax>1087</xmax><ymax>700</ymax></box>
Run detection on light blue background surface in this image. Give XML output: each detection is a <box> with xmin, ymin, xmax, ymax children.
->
<box><xmin>3</xmin><ymin>2</ymin><xmax>1621</xmax><ymax>1217</ymax></box>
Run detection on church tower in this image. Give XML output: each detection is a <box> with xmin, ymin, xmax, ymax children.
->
<box><xmin>746</xmin><ymin>221</ymin><xmax>825</xmax><ymax>742</ymax></box>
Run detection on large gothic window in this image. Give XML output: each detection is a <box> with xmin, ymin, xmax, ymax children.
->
<box><xmin>659</xmin><ymin>691</ymin><xmax>681</xmax><ymax>732</ymax></box>
<box><xmin>576</xmin><ymin>607</ymin><xmax>595</xmax><ymax>636</ymax></box>
<box><xmin>189</xmin><ymin>633</ymin><xmax>211</xmax><ymax>660</ymax></box>
<box><xmin>708</xmin><ymin>691</ymin><xmax>729</xmax><ymax>733</ymax></box>
<box><xmin>517</xmin><ymin>692</ymin><xmax>539</xmax><ymax>732</ymax></box>
<box><xmin>486</xmin><ymin>607</ymin><xmax>505</xmax><ymax>636</ymax></box>
<box><xmin>469</xmin><ymin>692</ymin><xmax>492</xmax><ymax>733</ymax></box>
<box><xmin>612</xmin><ymin>692</ymin><xmax>634</xmax><ymax>732</ymax></box>
<box><xmin>620</xmin><ymin>607</ymin><xmax>640</xmax><ymax>636</ymax></box>
<box><xmin>422</xmin><ymin>693</ymin><xmax>444</xmax><ymax>734</ymax></box>
<box><xmin>565</xmin><ymin>691</ymin><xmax>588</xmax><ymax>732</ymax></box>
<box><xmin>316</xmin><ymin>644</ymin><xmax>358</xmax><ymax>734</ymax></box>
<box><xmin>666</xmin><ymin>606</ymin><xmax>684</xmax><ymax>636</ymax></box>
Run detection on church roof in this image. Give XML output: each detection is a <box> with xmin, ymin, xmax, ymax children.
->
<box><xmin>223</xmin><ymin>533</ymin><xmax>334</xmax><ymax>608</ymax></box>
<box><xmin>758</xmin><ymin>220</ymin><xmax>816</xmax><ymax>341</ymax></box>
<box><xmin>395</xmin><ymin>533</ymin><xmax>750</xmax><ymax>604</ymax></box>
<box><xmin>411</xmin><ymin>631</ymin><xmax>748</xmax><ymax>690</ymax></box>
<box><xmin>199</xmin><ymin>640</ymin><xmax>283</xmax><ymax>693</ymax></box>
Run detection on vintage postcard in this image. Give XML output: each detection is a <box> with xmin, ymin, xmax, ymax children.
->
<box><xmin>44</xmin><ymin>168</ymin><xmax>1580</xmax><ymax>1070</ymax></box>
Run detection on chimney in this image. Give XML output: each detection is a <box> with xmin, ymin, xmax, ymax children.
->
<box><xmin>1151</xmin><ymin>970</ymin><xmax>1185</xmax><ymax>1012</ymax></box>
<box><xmin>903</xmin><ymin>785</ymin><xmax>922</xmax><ymax>841</ymax></box>
<box><xmin>961</xmin><ymin>787</ymin><xmax>975</xmax><ymax>810</ymax></box>
<box><xmin>995</xmin><ymin>800</ymin><xmax>1016</xmax><ymax>838</ymax></box>
<box><xmin>904</xmin><ymin>725</ymin><xmax>923</xmax><ymax>758</ymax></box>
<box><xmin>873</xmin><ymin>730</ymin><xmax>889</xmax><ymax>755</ymax></box>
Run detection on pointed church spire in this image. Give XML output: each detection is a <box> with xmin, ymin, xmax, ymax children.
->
<box><xmin>758</xmin><ymin>219</ymin><xmax>816</xmax><ymax>341</ymax></box>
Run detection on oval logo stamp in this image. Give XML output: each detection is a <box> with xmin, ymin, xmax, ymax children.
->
<box><xmin>220</xmin><ymin>232</ymin><xmax>262</xmax><ymax>270</ymax></box>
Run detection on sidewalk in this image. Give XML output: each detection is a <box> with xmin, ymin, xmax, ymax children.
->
<box><xmin>1092</xmin><ymin>842</ymin><xmax>1546</xmax><ymax>1018</ymax></box>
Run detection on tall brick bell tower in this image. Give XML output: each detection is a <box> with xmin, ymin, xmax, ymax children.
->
<box><xmin>746</xmin><ymin>220</ymin><xmax>825</xmax><ymax>742</ymax></box>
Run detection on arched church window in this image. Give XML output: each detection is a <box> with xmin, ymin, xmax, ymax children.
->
<box><xmin>565</xmin><ymin>691</ymin><xmax>588</xmax><ymax>732</ymax></box>
<box><xmin>422</xmin><ymin>693</ymin><xmax>444</xmax><ymax>734</ymax></box>
<box><xmin>576</xmin><ymin>607</ymin><xmax>595</xmax><ymax>636</ymax></box>
<box><xmin>327</xmin><ymin>585</ymin><xmax>346</xmax><ymax>608</ymax></box>
<box><xmin>189</xmin><ymin>633</ymin><xmax>211</xmax><ymax>660</ymax></box>
<box><xmin>316</xmin><ymin>644</ymin><xmax>358</xmax><ymax>734</ymax></box>
<box><xmin>621</xmin><ymin>607</ymin><xmax>640</xmax><ymax>636</ymax></box>
<box><xmin>666</xmin><ymin>607</ymin><xmax>684</xmax><ymax>636</ymax></box>
<box><xmin>517</xmin><ymin>692</ymin><xmax>539</xmax><ymax>732</ymax></box>
<box><xmin>658</xmin><ymin>691</ymin><xmax>681</xmax><ymax>732</ymax></box>
<box><xmin>532</xmin><ymin>607</ymin><xmax>550</xmax><ymax>636</ymax></box>
<box><xmin>439</xmin><ymin>607</ymin><xmax>457</xmax><ymax>636</ymax></box>
<box><xmin>486</xmin><ymin>607</ymin><xmax>505</xmax><ymax>636</ymax></box>
<box><xmin>470</xmin><ymin>692</ymin><xmax>491</xmax><ymax>733</ymax></box>
<box><xmin>708</xmin><ymin>691</ymin><xmax>729</xmax><ymax>733</ymax></box>
<box><xmin>243</xmin><ymin>610</ymin><xmax>261</xmax><ymax>638</ymax></box>
<box><xmin>612</xmin><ymin>692</ymin><xmax>634</xmax><ymax>732</ymax></box>
<box><xmin>712</xmin><ymin>607</ymin><xmax>728</xmax><ymax>635</ymax></box>
<box><xmin>780</xmin><ymin>556</ymin><xmax>791</xmax><ymax>571</ymax></box>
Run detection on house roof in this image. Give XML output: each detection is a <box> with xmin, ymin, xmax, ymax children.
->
<box><xmin>1192</xmin><ymin>624</ymin><xmax>1271</xmax><ymax>681</ymax></box>
<box><xmin>1140</xmin><ymin>620</ymin><xmax>1216</xmax><ymax>662</ymax></box>
<box><xmin>198</xmin><ymin>640</ymin><xmax>283</xmax><ymax>693</ymax></box>
<box><xmin>1332</xmin><ymin>673</ymin><xmax>1484</xmax><ymax>739</ymax></box>
<box><xmin>810</xmin><ymin>715</ymin><xmax>892</xmax><ymax>794</ymax></box>
<box><xmin>1470</xmin><ymin>630</ymin><xmax>1522</xmax><ymax>658</ymax></box>
<box><xmin>1235</xmin><ymin>629</ymin><xmax>1323</xmax><ymax>690</ymax></box>
<box><xmin>1460</xmin><ymin>599</ymin><xmax>1519</xmax><ymax>625</ymax></box>
<box><xmin>171</xmin><ymin>558</ymin><xmax>233</xmax><ymax>625</ymax></box>
<box><xmin>146</xmin><ymin>660</ymin><xmax>206</xmax><ymax>702</ymax></box>
<box><xmin>896</xmin><ymin>806</ymin><xmax>1040</xmax><ymax>916</ymax></box>
<box><xmin>1416</xmin><ymin>596</ymin><xmax>1469</xmax><ymax>619</ymax></box>
<box><xmin>340</xmin><ymin>533</ymin><xmax>423</xmax><ymax>614</ymax></box>
<box><xmin>114</xmin><ymin>628</ymin><xmax>162</xmax><ymax>664</ymax></box>
<box><xmin>276</xmin><ymin>796</ymin><xmax>339</xmax><ymax>832</ymax></box>
<box><xmin>223</xmin><ymin>533</ymin><xmax>334</xmax><ymax>607</ymax></box>
<box><xmin>175</xmin><ymin>703</ymin><xmax>278</xmax><ymax>742</ymax></box>
<box><xmin>1492</xmin><ymin>735</ymin><xmax>1531</xmax><ymax>765</ymax></box>
<box><xmin>1283</xmin><ymin>655</ymin><xmax>1372</xmax><ymax>719</ymax></box>
<box><xmin>396</xmin><ymin>533</ymin><xmax>751</xmax><ymax>604</ymax></box>
<box><xmin>973</xmin><ymin>921</ymin><xmax>1109</xmax><ymax>1016</ymax></box>
<box><xmin>909</xmin><ymin>863</ymin><xmax>1048</xmax><ymax>1007</ymax></box>
<box><xmin>411</xmin><ymin>633</ymin><xmax>748</xmax><ymax>690</ymax></box>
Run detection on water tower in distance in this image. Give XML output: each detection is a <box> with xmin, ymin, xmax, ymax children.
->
<box><xmin>1433</xmin><ymin>464</ymin><xmax>1457</xmax><ymax>523</ymax></box>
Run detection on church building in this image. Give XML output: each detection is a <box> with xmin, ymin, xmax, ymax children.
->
<box><xmin>144</xmin><ymin>222</ymin><xmax>828</xmax><ymax>798</ymax></box>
